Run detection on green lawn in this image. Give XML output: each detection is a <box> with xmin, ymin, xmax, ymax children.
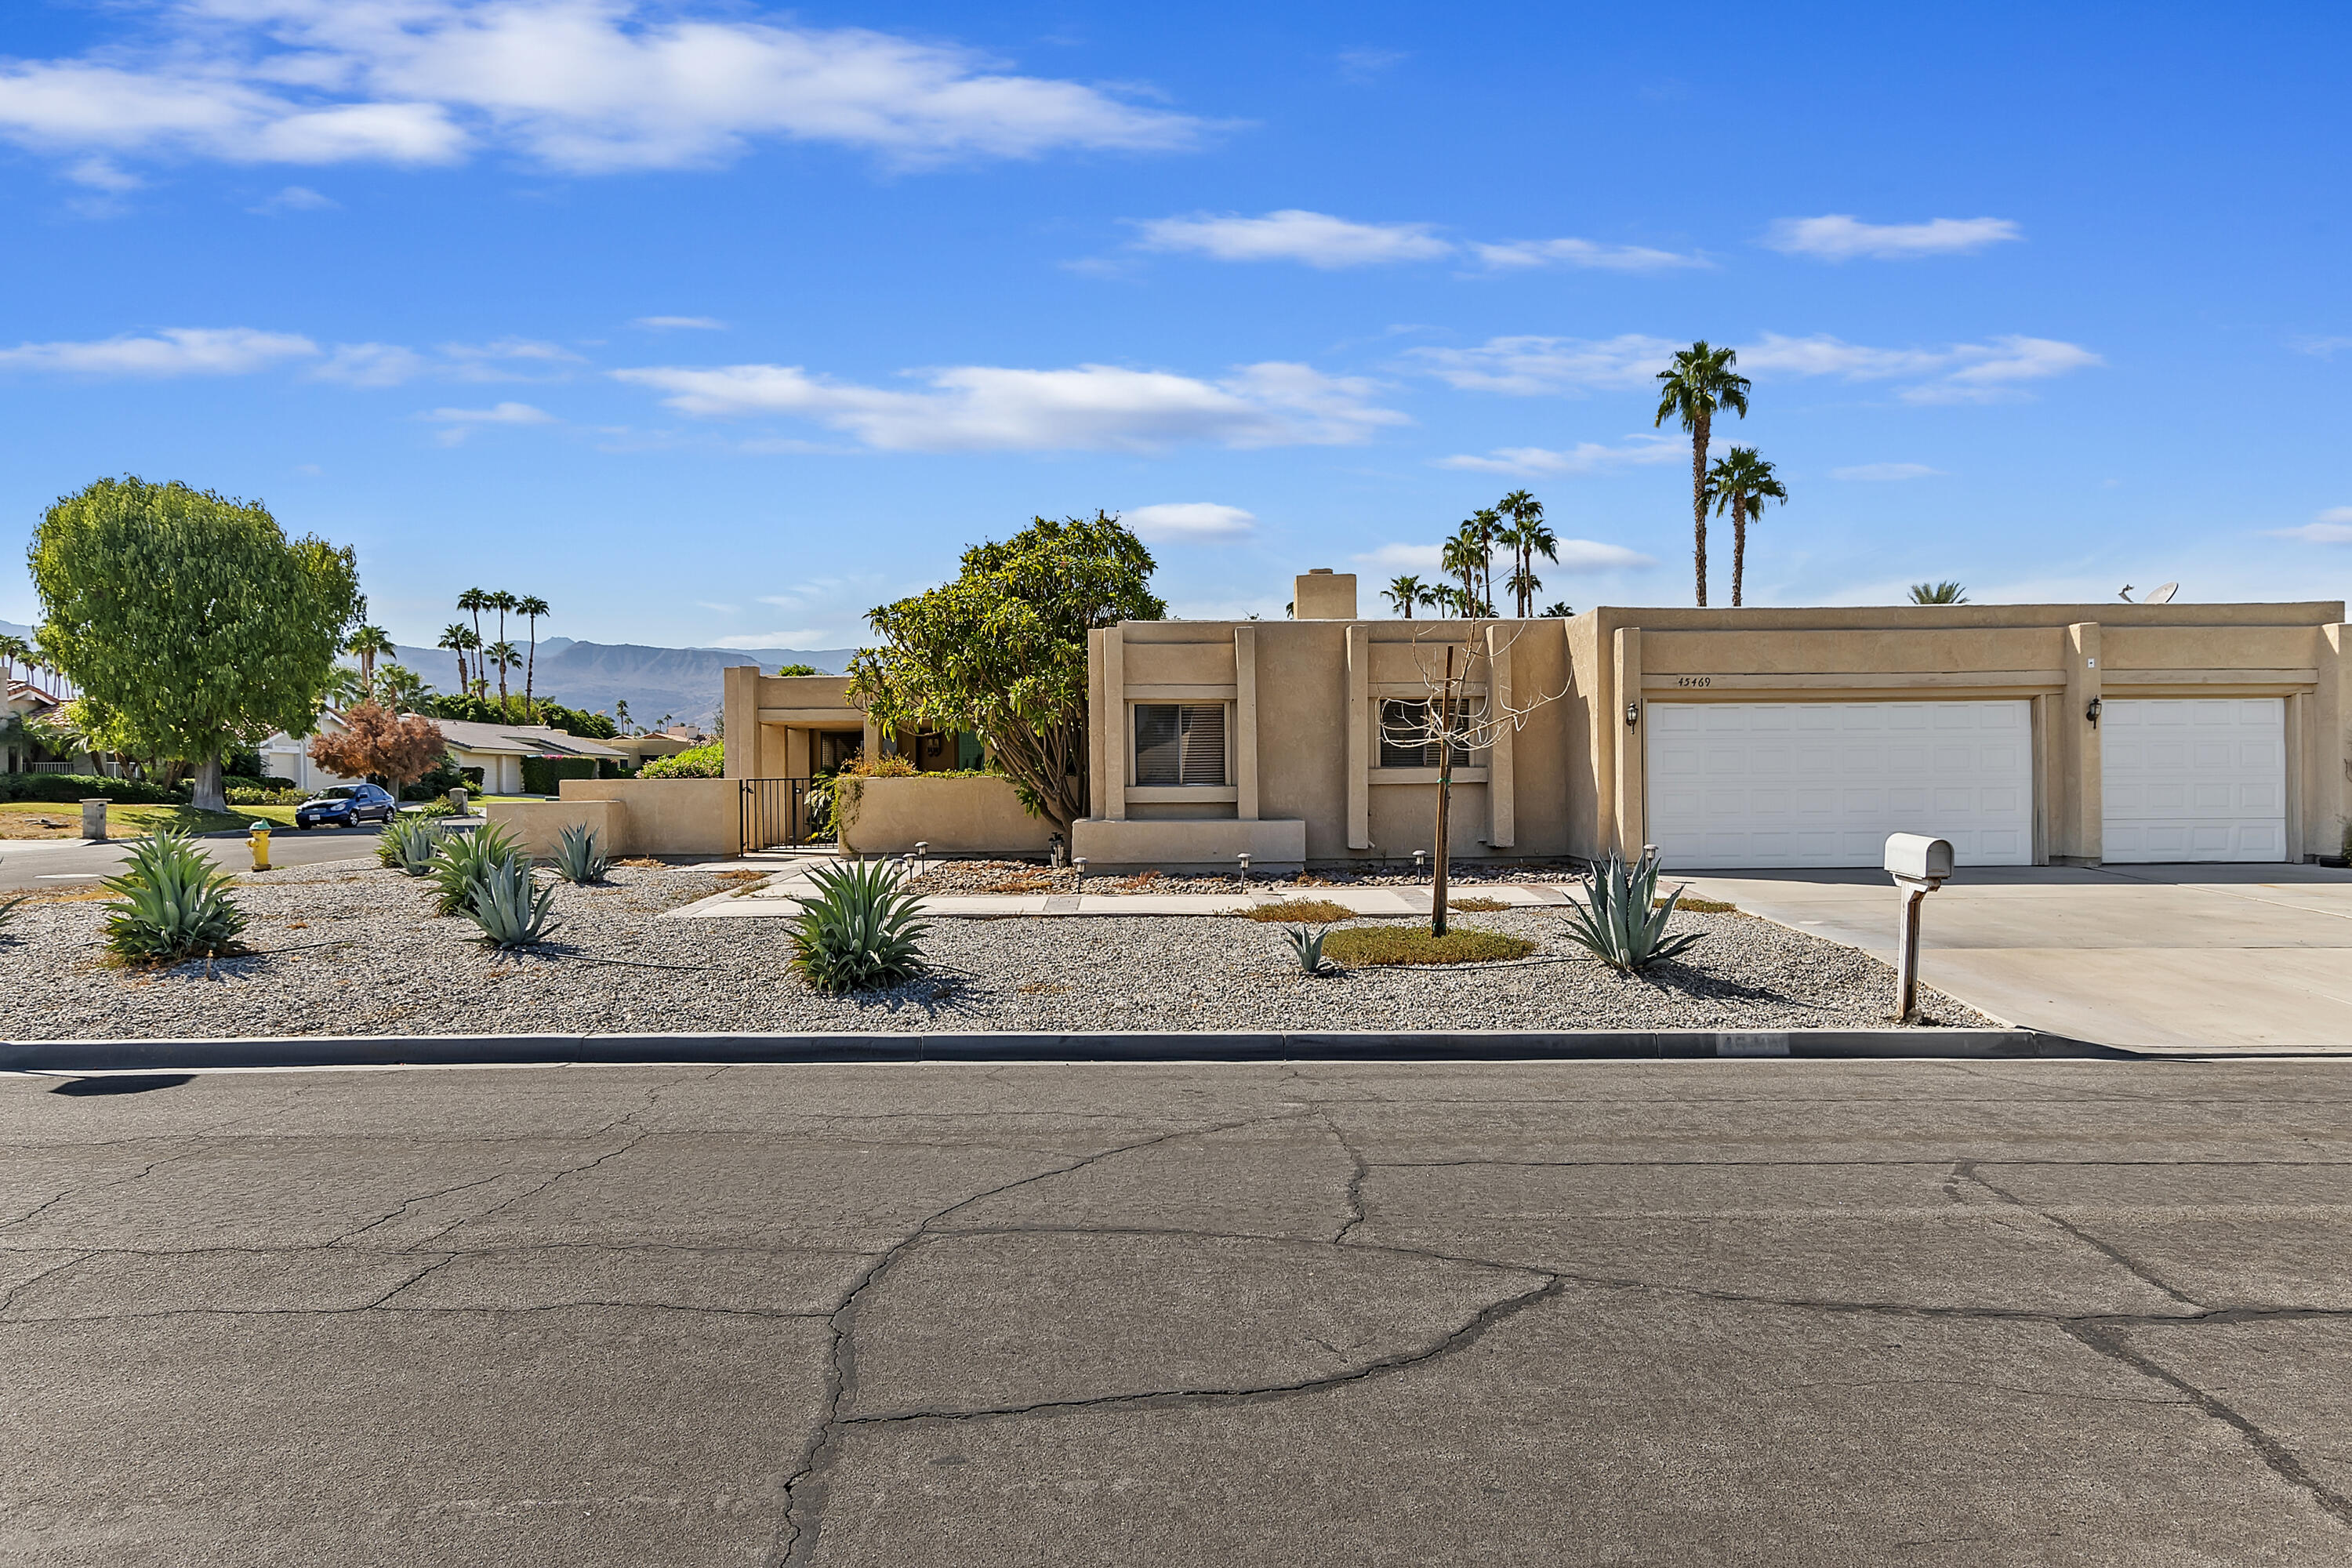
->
<box><xmin>0</xmin><ymin>800</ymin><xmax>304</xmax><ymax>841</ymax></box>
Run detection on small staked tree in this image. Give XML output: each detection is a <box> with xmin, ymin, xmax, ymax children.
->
<box><xmin>849</xmin><ymin>512</ymin><xmax>1165</xmax><ymax>835</ymax></box>
<box><xmin>309</xmin><ymin>701</ymin><xmax>448</xmax><ymax>792</ymax></box>
<box><xmin>1703</xmin><ymin>447</ymin><xmax>1788</xmax><ymax>608</ymax></box>
<box><xmin>28</xmin><ymin>477</ymin><xmax>361</xmax><ymax>812</ymax></box>
<box><xmin>1381</xmin><ymin>615</ymin><xmax>1570</xmax><ymax>937</ymax></box>
<box><xmin>1655</xmin><ymin>342</ymin><xmax>1751</xmax><ymax>607</ymax></box>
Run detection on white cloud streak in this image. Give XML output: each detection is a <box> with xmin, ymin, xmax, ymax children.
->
<box><xmin>419</xmin><ymin>401</ymin><xmax>555</xmax><ymax>423</ymax></box>
<box><xmin>1435</xmin><ymin>436</ymin><xmax>1685</xmax><ymax>477</ymax></box>
<box><xmin>1123</xmin><ymin>503</ymin><xmax>1257</xmax><ymax>541</ymax></box>
<box><xmin>1764</xmin><ymin>214</ymin><xmax>2023</xmax><ymax>260</ymax></box>
<box><xmin>1469</xmin><ymin>238</ymin><xmax>1708</xmax><ymax>273</ymax></box>
<box><xmin>614</xmin><ymin>359</ymin><xmax>1407</xmax><ymax>452</ymax></box>
<box><xmin>1357</xmin><ymin>538</ymin><xmax>1652</xmax><ymax>572</ymax></box>
<box><xmin>1421</xmin><ymin>331</ymin><xmax>2098</xmax><ymax>403</ymax></box>
<box><xmin>633</xmin><ymin>315</ymin><xmax>726</xmax><ymax>330</ymax></box>
<box><xmin>1133</xmin><ymin>210</ymin><xmax>1450</xmax><ymax>268</ymax></box>
<box><xmin>1831</xmin><ymin>462</ymin><xmax>1944</xmax><ymax>481</ymax></box>
<box><xmin>0</xmin><ymin>1</ymin><xmax>1204</xmax><ymax>175</ymax></box>
<box><xmin>0</xmin><ymin>325</ymin><xmax>318</xmax><ymax>376</ymax></box>
<box><xmin>1413</xmin><ymin>334</ymin><xmax>1679</xmax><ymax>394</ymax></box>
<box><xmin>2272</xmin><ymin>507</ymin><xmax>2352</xmax><ymax>544</ymax></box>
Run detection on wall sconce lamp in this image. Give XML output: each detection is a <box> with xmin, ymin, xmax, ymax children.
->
<box><xmin>2085</xmin><ymin>696</ymin><xmax>2103</xmax><ymax>728</ymax></box>
<box><xmin>1624</xmin><ymin>701</ymin><xmax>1641</xmax><ymax>728</ymax></box>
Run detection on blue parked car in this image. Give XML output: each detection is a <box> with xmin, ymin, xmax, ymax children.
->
<box><xmin>295</xmin><ymin>783</ymin><xmax>397</xmax><ymax>829</ymax></box>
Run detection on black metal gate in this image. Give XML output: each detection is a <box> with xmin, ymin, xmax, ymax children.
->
<box><xmin>740</xmin><ymin>777</ymin><xmax>816</xmax><ymax>851</ymax></box>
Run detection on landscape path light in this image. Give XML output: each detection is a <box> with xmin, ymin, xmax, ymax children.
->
<box><xmin>1236</xmin><ymin>852</ymin><xmax>1250</xmax><ymax>884</ymax></box>
<box><xmin>1883</xmin><ymin>833</ymin><xmax>1955</xmax><ymax>1025</ymax></box>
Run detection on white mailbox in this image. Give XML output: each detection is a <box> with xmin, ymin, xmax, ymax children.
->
<box><xmin>1884</xmin><ymin>833</ymin><xmax>1955</xmax><ymax>886</ymax></box>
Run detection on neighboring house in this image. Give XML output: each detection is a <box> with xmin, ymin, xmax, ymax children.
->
<box><xmin>727</xmin><ymin>568</ymin><xmax>2351</xmax><ymax>871</ymax></box>
<box><xmin>606</xmin><ymin>727</ymin><xmax>710</xmax><ymax>770</ymax></box>
<box><xmin>2</xmin><ymin>680</ymin><xmax>74</xmax><ymax>774</ymax></box>
<box><xmin>262</xmin><ymin>711</ymin><xmax>628</xmax><ymax>795</ymax></box>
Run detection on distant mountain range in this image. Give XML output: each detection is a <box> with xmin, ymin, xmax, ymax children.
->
<box><xmin>1</xmin><ymin>619</ymin><xmax>851</xmax><ymax>725</ymax></box>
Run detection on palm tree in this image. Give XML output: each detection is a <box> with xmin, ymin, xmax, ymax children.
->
<box><xmin>1383</xmin><ymin>575</ymin><xmax>1428</xmax><ymax>618</ymax></box>
<box><xmin>376</xmin><ymin>663</ymin><xmax>431</xmax><ymax>713</ymax></box>
<box><xmin>1909</xmin><ymin>581</ymin><xmax>1969</xmax><ymax>604</ymax></box>
<box><xmin>614</xmin><ymin>698</ymin><xmax>633</xmax><ymax>734</ymax></box>
<box><xmin>1539</xmin><ymin>601</ymin><xmax>1573</xmax><ymax>618</ymax></box>
<box><xmin>515</xmin><ymin>593</ymin><xmax>550</xmax><ymax>716</ymax></box>
<box><xmin>1494</xmin><ymin>491</ymin><xmax>1558</xmax><ymax>617</ymax></box>
<box><xmin>456</xmin><ymin>587</ymin><xmax>491</xmax><ymax>673</ymax></box>
<box><xmin>0</xmin><ymin>632</ymin><xmax>27</xmax><ymax>689</ymax></box>
<box><xmin>346</xmin><ymin>625</ymin><xmax>395</xmax><ymax>699</ymax></box>
<box><xmin>1442</xmin><ymin>522</ymin><xmax>1496</xmax><ymax>618</ymax></box>
<box><xmin>437</xmin><ymin>623</ymin><xmax>476</xmax><ymax>692</ymax></box>
<box><xmin>1655</xmin><ymin>341</ymin><xmax>1751</xmax><ymax>607</ymax></box>
<box><xmin>485</xmin><ymin>641</ymin><xmax>520</xmax><ymax>717</ymax></box>
<box><xmin>1704</xmin><ymin>447</ymin><xmax>1788</xmax><ymax>608</ymax></box>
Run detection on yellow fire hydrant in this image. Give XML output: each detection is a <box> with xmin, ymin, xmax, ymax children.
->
<box><xmin>247</xmin><ymin>822</ymin><xmax>273</xmax><ymax>872</ymax></box>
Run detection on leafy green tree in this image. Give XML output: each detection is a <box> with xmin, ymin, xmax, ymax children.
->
<box><xmin>1655</xmin><ymin>342</ymin><xmax>1751</xmax><ymax>607</ymax></box>
<box><xmin>773</xmin><ymin>662</ymin><xmax>820</xmax><ymax>677</ymax></box>
<box><xmin>28</xmin><ymin>477</ymin><xmax>361</xmax><ymax>812</ymax></box>
<box><xmin>1703</xmin><ymin>447</ymin><xmax>1788</xmax><ymax>608</ymax></box>
<box><xmin>849</xmin><ymin>512</ymin><xmax>1165</xmax><ymax>833</ymax></box>
<box><xmin>1909</xmin><ymin>581</ymin><xmax>1969</xmax><ymax>604</ymax></box>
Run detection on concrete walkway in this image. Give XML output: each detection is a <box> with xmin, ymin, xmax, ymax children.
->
<box><xmin>1682</xmin><ymin>863</ymin><xmax>2352</xmax><ymax>1052</ymax></box>
<box><xmin>676</xmin><ymin>855</ymin><xmax>1574</xmax><ymax>920</ymax></box>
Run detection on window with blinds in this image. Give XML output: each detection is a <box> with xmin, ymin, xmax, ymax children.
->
<box><xmin>1133</xmin><ymin>703</ymin><xmax>1228</xmax><ymax>786</ymax></box>
<box><xmin>1378</xmin><ymin>699</ymin><xmax>1476</xmax><ymax>768</ymax></box>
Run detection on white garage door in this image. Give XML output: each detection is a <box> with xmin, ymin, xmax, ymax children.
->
<box><xmin>1646</xmin><ymin>701</ymin><xmax>2033</xmax><ymax>869</ymax></box>
<box><xmin>2101</xmin><ymin>698</ymin><xmax>2285</xmax><ymax>862</ymax></box>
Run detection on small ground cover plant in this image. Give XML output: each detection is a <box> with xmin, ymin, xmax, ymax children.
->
<box><xmin>1448</xmin><ymin>896</ymin><xmax>1511</xmax><ymax>913</ymax></box>
<box><xmin>1568</xmin><ymin>849</ymin><xmax>1704</xmax><ymax>972</ymax></box>
<box><xmin>1320</xmin><ymin>927</ymin><xmax>1536</xmax><ymax>967</ymax></box>
<box><xmin>100</xmin><ymin>829</ymin><xmax>247</xmax><ymax>963</ymax></box>
<box><xmin>1243</xmin><ymin>898</ymin><xmax>1352</xmax><ymax>924</ymax></box>
<box><xmin>1283</xmin><ymin>925</ymin><xmax>1334</xmax><ymax>975</ymax></box>
<box><xmin>789</xmin><ymin>858</ymin><xmax>930</xmax><ymax>993</ymax></box>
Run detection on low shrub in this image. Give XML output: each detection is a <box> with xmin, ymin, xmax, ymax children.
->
<box><xmin>1320</xmin><ymin>927</ymin><xmax>1536</xmax><ymax>967</ymax></box>
<box><xmin>640</xmin><ymin>741</ymin><xmax>723</xmax><ymax>779</ymax></box>
<box><xmin>1665</xmin><ymin>895</ymin><xmax>1737</xmax><ymax>915</ymax></box>
<box><xmin>521</xmin><ymin>756</ymin><xmax>600</xmax><ymax>796</ymax></box>
<box><xmin>1447</xmin><ymin>896</ymin><xmax>1511</xmax><ymax>913</ymax></box>
<box><xmin>466</xmin><ymin>855</ymin><xmax>560</xmax><ymax>949</ymax></box>
<box><xmin>847</xmin><ymin>753</ymin><xmax>916</xmax><ymax>778</ymax></box>
<box><xmin>1243</xmin><ymin>898</ymin><xmax>1352</xmax><ymax>924</ymax></box>
<box><xmin>789</xmin><ymin>858</ymin><xmax>930</xmax><ymax>993</ymax></box>
<box><xmin>1566</xmin><ymin>849</ymin><xmax>1704</xmax><ymax>972</ymax></box>
<box><xmin>100</xmin><ymin>830</ymin><xmax>247</xmax><ymax>962</ymax></box>
<box><xmin>549</xmin><ymin>823</ymin><xmax>611</xmax><ymax>884</ymax></box>
<box><xmin>226</xmin><ymin>786</ymin><xmax>307</xmax><ymax>805</ymax></box>
<box><xmin>0</xmin><ymin>773</ymin><xmax>183</xmax><ymax>806</ymax></box>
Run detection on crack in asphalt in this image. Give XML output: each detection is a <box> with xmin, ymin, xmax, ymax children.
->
<box><xmin>1322</xmin><ymin>1115</ymin><xmax>1371</xmax><ymax>1245</ymax></box>
<box><xmin>1952</xmin><ymin>1160</ymin><xmax>2209</xmax><ymax>1310</ymax></box>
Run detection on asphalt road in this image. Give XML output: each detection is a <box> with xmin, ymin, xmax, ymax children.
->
<box><xmin>7</xmin><ymin>1059</ymin><xmax>2352</xmax><ymax>1566</ymax></box>
<box><xmin>0</xmin><ymin>829</ymin><xmax>378</xmax><ymax>889</ymax></box>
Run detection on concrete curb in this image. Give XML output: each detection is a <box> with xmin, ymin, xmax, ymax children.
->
<box><xmin>1</xmin><ymin>1027</ymin><xmax>2136</xmax><ymax>1073</ymax></box>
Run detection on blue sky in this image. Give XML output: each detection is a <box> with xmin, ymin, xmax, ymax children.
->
<box><xmin>2</xmin><ymin>1</ymin><xmax>2347</xmax><ymax>653</ymax></box>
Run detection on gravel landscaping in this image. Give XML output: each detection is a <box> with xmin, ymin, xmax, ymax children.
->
<box><xmin>906</xmin><ymin>855</ymin><xmax>1604</xmax><ymax>896</ymax></box>
<box><xmin>4</xmin><ymin>855</ymin><xmax>1994</xmax><ymax>1040</ymax></box>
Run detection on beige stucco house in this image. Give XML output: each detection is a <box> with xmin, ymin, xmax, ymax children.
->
<box><xmin>711</xmin><ymin>570</ymin><xmax>2349</xmax><ymax>873</ymax></box>
<box><xmin>262</xmin><ymin>712</ymin><xmax>626</xmax><ymax>795</ymax></box>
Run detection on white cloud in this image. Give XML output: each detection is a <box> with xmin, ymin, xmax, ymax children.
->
<box><xmin>0</xmin><ymin>2</ymin><xmax>1203</xmax><ymax>176</ymax></box>
<box><xmin>0</xmin><ymin>325</ymin><xmax>317</xmax><ymax>376</ymax></box>
<box><xmin>1435</xmin><ymin>435</ymin><xmax>1685</xmax><ymax>477</ymax></box>
<box><xmin>1764</xmin><ymin>215</ymin><xmax>2023</xmax><ymax>261</ymax></box>
<box><xmin>710</xmin><ymin>630</ymin><xmax>832</xmax><ymax>648</ymax></box>
<box><xmin>1134</xmin><ymin>209</ymin><xmax>1450</xmax><ymax>268</ymax></box>
<box><xmin>311</xmin><ymin>342</ymin><xmax>430</xmax><ymax>386</ymax></box>
<box><xmin>2271</xmin><ymin>508</ymin><xmax>2352</xmax><ymax>544</ymax></box>
<box><xmin>250</xmin><ymin>183</ymin><xmax>337</xmax><ymax>213</ymax></box>
<box><xmin>1123</xmin><ymin>503</ymin><xmax>1256</xmax><ymax>542</ymax></box>
<box><xmin>2294</xmin><ymin>336</ymin><xmax>2352</xmax><ymax>358</ymax></box>
<box><xmin>1831</xmin><ymin>462</ymin><xmax>1944</xmax><ymax>481</ymax></box>
<box><xmin>420</xmin><ymin>401</ymin><xmax>556</xmax><ymax>424</ymax></box>
<box><xmin>1421</xmin><ymin>330</ymin><xmax>2099</xmax><ymax>403</ymax></box>
<box><xmin>65</xmin><ymin>156</ymin><xmax>141</xmax><ymax>192</ymax></box>
<box><xmin>1336</xmin><ymin>48</ymin><xmax>1407</xmax><ymax>82</ymax></box>
<box><xmin>614</xmin><ymin>358</ymin><xmax>1406</xmax><ymax>452</ymax></box>
<box><xmin>1356</xmin><ymin>538</ymin><xmax>1651</xmax><ymax>572</ymax></box>
<box><xmin>1469</xmin><ymin>238</ymin><xmax>1707</xmax><ymax>273</ymax></box>
<box><xmin>633</xmin><ymin>315</ymin><xmax>726</xmax><ymax>330</ymax></box>
<box><xmin>1412</xmin><ymin>333</ymin><xmax>1679</xmax><ymax>394</ymax></box>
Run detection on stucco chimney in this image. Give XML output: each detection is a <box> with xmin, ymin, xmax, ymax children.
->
<box><xmin>1292</xmin><ymin>568</ymin><xmax>1358</xmax><ymax>619</ymax></box>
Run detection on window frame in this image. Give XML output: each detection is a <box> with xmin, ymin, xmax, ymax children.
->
<box><xmin>1128</xmin><ymin>700</ymin><xmax>1233</xmax><ymax>789</ymax></box>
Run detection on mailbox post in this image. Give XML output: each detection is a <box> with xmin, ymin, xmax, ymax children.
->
<box><xmin>1883</xmin><ymin>833</ymin><xmax>1955</xmax><ymax>1024</ymax></box>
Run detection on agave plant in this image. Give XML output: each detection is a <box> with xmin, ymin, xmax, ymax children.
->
<box><xmin>789</xmin><ymin>858</ymin><xmax>930</xmax><ymax>994</ymax></box>
<box><xmin>466</xmin><ymin>854</ymin><xmax>560</xmax><ymax>949</ymax></box>
<box><xmin>1563</xmin><ymin>848</ymin><xmax>1705</xmax><ymax>972</ymax></box>
<box><xmin>378</xmin><ymin>814</ymin><xmax>443</xmax><ymax>877</ymax></box>
<box><xmin>430</xmin><ymin>822</ymin><xmax>522</xmax><ymax>916</ymax></box>
<box><xmin>548</xmin><ymin>822</ymin><xmax>611</xmax><ymax>884</ymax></box>
<box><xmin>1283</xmin><ymin>924</ymin><xmax>1333</xmax><ymax>975</ymax></box>
<box><xmin>100</xmin><ymin>829</ymin><xmax>247</xmax><ymax>963</ymax></box>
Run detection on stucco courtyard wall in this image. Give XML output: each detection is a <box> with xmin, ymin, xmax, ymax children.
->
<box><xmin>556</xmin><ymin>776</ymin><xmax>741</xmax><ymax>856</ymax></box>
<box><xmin>839</xmin><ymin>775</ymin><xmax>1053</xmax><ymax>857</ymax></box>
<box><xmin>482</xmin><ymin>799</ymin><xmax>625</xmax><ymax>859</ymax></box>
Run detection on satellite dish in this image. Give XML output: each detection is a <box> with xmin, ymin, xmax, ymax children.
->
<box><xmin>2144</xmin><ymin>582</ymin><xmax>2180</xmax><ymax>604</ymax></box>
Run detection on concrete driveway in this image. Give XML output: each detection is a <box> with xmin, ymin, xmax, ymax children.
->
<box><xmin>1682</xmin><ymin>863</ymin><xmax>2352</xmax><ymax>1051</ymax></box>
<box><xmin>9</xmin><ymin>1059</ymin><xmax>2352</xmax><ymax>1566</ymax></box>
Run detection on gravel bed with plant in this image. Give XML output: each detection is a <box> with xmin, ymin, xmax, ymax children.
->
<box><xmin>5</xmin><ymin>855</ymin><xmax>1994</xmax><ymax>1040</ymax></box>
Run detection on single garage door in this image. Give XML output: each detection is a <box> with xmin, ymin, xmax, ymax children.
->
<box><xmin>2101</xmin><ymin>698</ymin><xmax>2285</xmax><ymax>862</ymax></box>
<box><xmin>1646</xmin><ymin>701</ymin><xmax>2033</xmax><ymax>869</ymax></box>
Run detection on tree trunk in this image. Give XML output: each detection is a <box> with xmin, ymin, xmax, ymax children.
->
<box><xmin>1432</xmin><ymin>646</ymin><xmax>1455</xmax><ymax>938</ymax></box>
<box><xmin>192</xmin><ymin>753</ymin><xmax>226</xmax><ymax>814</ymax></box>
<box><xmin>1691</xmin><ymin>410</ymin><xmax>1711</xmax><ymax>607</ymax></box>
<box><xmin>1732</xmin><ymin>496</ymin><xmax>1748</xmax><ymax>608</ymax></box>
<box><xmin>524</xmin><ymin>630</ymin><xmax>536</xmax><ymax>715</ymax></box>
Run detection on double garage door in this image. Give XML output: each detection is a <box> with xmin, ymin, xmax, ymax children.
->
<box><xmin>1646</xmin><ymin>698</ymin><xmax>2283</xmax><ymax>869</ymax></box>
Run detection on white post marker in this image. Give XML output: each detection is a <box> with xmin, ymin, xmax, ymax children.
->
<box><xmin>1883</xmin><ymin>833</ymin><xmax>1955</xmax><ymax>1024</ymax></box>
